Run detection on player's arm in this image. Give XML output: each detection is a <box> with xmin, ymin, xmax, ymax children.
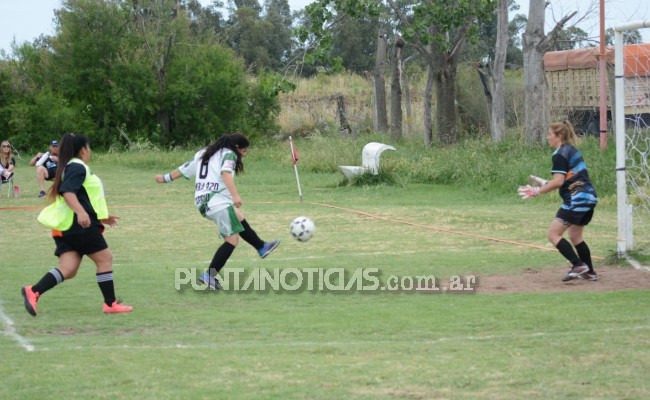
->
<box><xmin>221</xmin><ymin>171</ymin><xmax>242</xmax><ymax>208</ymax></box>
<box><xmin>155</xmin><ymin>160</ymin><xmax>196</xmax><ymax>183</ymax></box>
<box><xmin>537</xmin><ymin>173</ymin><xmax>564</xmax><ymax>195</ymax></box>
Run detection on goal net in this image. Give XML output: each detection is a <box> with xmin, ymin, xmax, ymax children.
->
<box><xmin>614</xmin><ymin>24</ymin><xmax>650</xmax><ymax>259</ymax></box>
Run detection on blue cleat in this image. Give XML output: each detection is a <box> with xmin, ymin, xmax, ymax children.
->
<box><xmin>258</xmin><ymin>240</ymin><xmax>280</xmax><ymax>259</ymax></box>
<box><xmin>199</xmin><ymin>272</ymin><xmax>222</xmax><ymax>290</ymax></box>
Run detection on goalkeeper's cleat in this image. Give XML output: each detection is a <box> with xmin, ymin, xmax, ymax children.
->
<box><xmin>579</xmin><ymin>270</ymin><xmax>598</xmax><ymax>281</ymax></box>
<box><xmin>258</xmin><ymin>239</ymin><xmax>280</xmax><ymax>259</ymax></box>
<box><xmin>561</xmin><ymin>263</ymin><xmax>590</xmax><ymax>282</ymax></box>
<box><xmin>103</xmin><ymin>301</ymin><xmax>133</xmax><ymax>314</ymax></box>
<box><xmin>21</xmin><ymin>286</ymin><xmax>39</xmax><ymax>317</ymax></box>
<box><xmin>199</xmin><ymin>272</ymin><xmax>222</xmax><ymax>290</ymax></box>
<box><xmin>528</xmin><ymin>175</ymin><xmax>549</xmax><ymax>187</ymax></box>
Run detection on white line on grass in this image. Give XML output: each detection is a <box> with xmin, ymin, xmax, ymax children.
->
<box><xmin>29</xmin><ymin>324</ymin><xmax>650</xmax><ymax>352</ymax></box>
<box><xmin>0</xmin><ymin>301</ymin><xmax>35</xmax><ymax>352</ymax></box>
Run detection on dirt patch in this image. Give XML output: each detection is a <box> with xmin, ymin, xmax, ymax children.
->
<box><xmin>475</xmin><ymin>265</ymin><xmax>650</xmax><ymax>294</ymax></box>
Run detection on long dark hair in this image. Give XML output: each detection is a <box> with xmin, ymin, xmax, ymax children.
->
<box><xmin>48</xmin><ymin>133</ymin><xmax>90</xmax><ymax>201</ymax></box>
<box><xmin>201</xmin><ymin>133</ymin><xmax>249</xmax><ymax>174</ymax></box>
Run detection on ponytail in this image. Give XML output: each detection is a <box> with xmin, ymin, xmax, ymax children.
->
<box><xmin>200</xmin><ymin>133</ymin><xmax>249</xmax><ymax>174</ymax></box>
<box><xmin>549</xmin><ymin>121</ymin><xmax>578</xmax><ymax>146</ymax></box>
<box><xmin>47</xmin><ymin>133</ymin><xmax>90</xmax><ymax>201</ymax></box>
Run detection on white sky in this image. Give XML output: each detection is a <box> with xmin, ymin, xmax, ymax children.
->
<box><xmin>0</xmin><ymin>0</ymin><xmax>648</xmax><ymax>55</ymax></box>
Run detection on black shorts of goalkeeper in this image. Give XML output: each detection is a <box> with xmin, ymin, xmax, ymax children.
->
<box><xmin>555</xmin><ymin>206</ymin><xmax>595</xmax><ymax>227</ymax></box>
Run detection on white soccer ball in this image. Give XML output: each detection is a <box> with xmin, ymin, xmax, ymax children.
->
<box><xmin>290</xmin><ymin>216</ymin><xmax>316</xmax><ymax>242</ymax></box>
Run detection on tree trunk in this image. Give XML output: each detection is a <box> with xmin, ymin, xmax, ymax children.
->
<box><xmin>435</xmin><ymin>65</ymin><xmax>457</xmax><ymax>146</ymax></box>
<box><xmin>336</xmin><ymin>94</ymin><xmax>351</xmax><ymax>138</ymax></box>
<box><xmin>522</xmin><ymin>0</ymin><xmax>550</xmax><ymax>144</ymax></box>
<box><xmin>390</xmin><ymin>36</ymin><xmax>404</xmax><ymax>140</ymax></box>
<box><xmin>491</xmin><ymin>0</ymin><xmax>508</xmax><ymax>142</ymax></box>
<box><xmin>374</xmin><ymin>30</ymin><xmax>388</xmax><ymax>133</ymax></box>
<box><xmin>402</xmin><ymin>56</ymin><xmax>413</xmax><ymax>134</ymax></box>
<box><xmin>424</xmin><ymin>66</ymin><xmax>434</xmax><ymax>146</ymax></box>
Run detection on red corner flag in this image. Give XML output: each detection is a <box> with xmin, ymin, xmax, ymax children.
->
<box><xmin>289</xmin><ymin>136</ymin><xmax>303</xmax><ymax>201</ymax></box>
<box><xmin>290</xmin><ymin>136</ymin><xmax>299</xmax><ymax>165</ymax></box>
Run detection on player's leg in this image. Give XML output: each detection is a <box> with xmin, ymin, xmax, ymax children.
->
<box><xmin>233</xmin><ymin>207</ymin><xmax>280</xmax><ymax>258</ymax></box>
<box><xmin>568</xmin><ymin>209</ymin><xmax>597</xmax><ymax>280</ymax></box>
<box><xmin>548</xmin><ymin>214</ymin><xmax>589</xmax><ymax>281</ymax></box>
<box><xmin>21</xmin><ymin>249</ymin><xmax>81</xmax><ymax>316</ymax></box>
<box><xmin>200</xmin><ymin>207</ymin><xmax>243</xmax><ymax>290</ymax></box>
<box><xmin>86</xmin><ymin>233</ymin><xmax>133</xmax><ymax>313</ymax></box>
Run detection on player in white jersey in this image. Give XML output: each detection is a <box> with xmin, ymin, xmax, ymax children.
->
<box><xmin>155</xmin><ymin>133</ymin><xmax>280</xmax><ymax>290</ymax></box>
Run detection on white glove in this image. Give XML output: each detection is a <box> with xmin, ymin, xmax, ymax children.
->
<box><xmin>528</xmin><ymin>175</ymin><xmax>548</xmax><ymax>187</ymax></box>
<box><xmin>518</xmin><ymin>185</ymin><xmax>540</xmax><ymax>200</ymax></box>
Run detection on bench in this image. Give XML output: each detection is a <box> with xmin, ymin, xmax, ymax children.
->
<box><xmin>339</xmin><ymin>142</ymin><xmax>396</xmax><ymax>179</ymax></box>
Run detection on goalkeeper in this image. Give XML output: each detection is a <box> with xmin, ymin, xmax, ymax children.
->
<box><xmin>518</xmin><ymin>121</ymin><xmax>598</xmax><ymax>282</ymax></box>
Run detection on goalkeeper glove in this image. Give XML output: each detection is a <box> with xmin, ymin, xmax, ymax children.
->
<box><xmin>518</xmin><ymin>185</ymin><xmax>540</xmax><ymax>200</ymax></box>
<box><xmin>528</xmin><ymin>175</ymin><xmax>548</xmax><ymax>187</ymax></box>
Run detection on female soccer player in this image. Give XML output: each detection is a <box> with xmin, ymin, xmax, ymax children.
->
<box><xmin>21</xmin><ymin>133</ymin><xmax>133</xmax><ymax>316</ymax></box>
<box><xmin>518</xmin><ymin>121</ymin><xmax>598</xmax><ymax>282</ymax></box>
<box><xmin>155</xmin><ymin>133</ymin><xmax>279</xmax><ymax>289</ymax></box>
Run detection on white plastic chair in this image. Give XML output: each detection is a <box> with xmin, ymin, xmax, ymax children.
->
<box><xmin>339</xmin><ymin>142</ymin><xmax>396</xmax><ymax>179</ymax></box>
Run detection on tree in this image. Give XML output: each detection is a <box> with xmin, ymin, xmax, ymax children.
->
<box><xmin>491</xmin><ymin>0</ymin><xmax>508</xmax><ymax>142</ymax></box>
<box><xmin>522</xmin><ymin>1</ymin><xmax>576</xmax><ymax>144</ymax></box>
<box><xmin>390</xmin><ymin>0</ymin><xmax>495</xmax><ymax>145</ymax></box>
<box><xmin>263</xmin><ymin>0</ymin><xmax>293</xmax><ymax>70</ymax></box>
<box><xmin>605</xmin><ymin>28</ymin><xmax>642</xmax><ymax>46</ymax></box>
<box><xmin>551</xmin><ymin>26</ymin><xmax>589</xmax><ymax>51</ymax></box>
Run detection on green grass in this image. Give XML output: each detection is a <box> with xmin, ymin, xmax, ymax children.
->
<box><xmin>1</xmin><ymin>144</ymin><xmax>649</xmax><ymax>399</ymax></box>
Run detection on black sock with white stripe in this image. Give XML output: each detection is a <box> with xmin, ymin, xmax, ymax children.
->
<box><xmin>32</xmin><ymin>268</ymin><xmax>65</xmax><ymax>295</ymax></box>
<box><xmin>96</xmin><ymin>271</ymin><xmax>116</xmax><ymax>306</ymax></box>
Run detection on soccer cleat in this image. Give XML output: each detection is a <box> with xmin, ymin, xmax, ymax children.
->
<box><xmin>103</xmin><ymin>301</ymin><xmax>133</xmax><ymax>314</ymax></box>
<box><xmin>561</xmin><ymin>263</ymin><xmax>590</xmax><ymax>282</ymax></box>
<box><xmin>21</xmin><ymin>286</ymin><xmax>40</xmax><ymax>317</ymax></box>
<box><xmin>199</xmin><ymin>272</ymin><xmax>223</xmax><ymax>290</ymax></box>
<box><xmin>258</xmin><ymin>239</ymin><xmax>280</xmax><ymax>259</ymax></box>
<box><xmin>38</xmin><ymin>191</ymin><xmax>46</xmax><ymax>198</ymax></box>
<box><xmin>580</xmin><ymin>271</ymin><xmax>598</xmax><ymax>281</ymax></box>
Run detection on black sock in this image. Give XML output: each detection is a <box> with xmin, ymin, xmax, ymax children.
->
<box><xmin>575</xmin><ymin>241</ymin><xmax>594</xmax><ymax>271</ymax></box>
<box><xmin>239</xmin><ymin>219</ymin><xmax>265</xmax><ymax>250</ymax></box>
<box><xmin>208</xmin><ymin>242</ymin><xmax>236</xmax><ymax>276</ymax></box>
<box><xmin>32</xmin><ymin>268</ymin><xmax>64</xmax><ymax>295</ymax></box>
<box><xmin>555</xmin><ymin>238</ymin><xmax>582</xmax><ymax>266</ymax></box>
<box><xmin>96</xmin><ymin>271</ymin><xmax>116</xmax><ymax>306</ymax></box>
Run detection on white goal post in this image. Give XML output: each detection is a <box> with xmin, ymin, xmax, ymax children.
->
<box><xmin>614</xmin><ymin>21</ymin><xmax>650</xmax><ymax>256</ymax></box>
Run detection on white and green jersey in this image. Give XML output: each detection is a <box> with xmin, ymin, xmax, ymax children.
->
<box><xmin>192</xmin><ymin>148</ymin><xmax>237</xmax><ymax>216</ymax></box>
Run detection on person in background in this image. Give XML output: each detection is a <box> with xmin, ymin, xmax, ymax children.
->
<box><xmin>21</xmin><ymin>133</ymin><xmax>133</xmax><ymax>316</ymax></box>
<box><xmin>29</xmin><ymin>140</ymin><xmax>59</xmax><ymax>198</ymax></box>
<box><xmin>0</xmin><ymin>140</ymin><xmax>15</xmax><ymax>182</ymax></box>
<box><xmin>518</xmin><ymin>121</ymin><xmax>598</xmax><ymax>282</ymax></box>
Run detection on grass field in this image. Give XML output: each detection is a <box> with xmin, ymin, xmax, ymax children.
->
<box><xmin>1</xmin><ymin>147</ymin><xmax>649</xmax><ymax>399</ymax></box>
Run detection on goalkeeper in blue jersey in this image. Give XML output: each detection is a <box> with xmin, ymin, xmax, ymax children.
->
<box><xmin>518</xmin><ymin>121</ymin><xmax>598</xmax><ymax>282</ymax></box>
<box><xmin>155</xmin><ymin>133</ymin><xmax>279</xmax><ymax>290</ymax></box>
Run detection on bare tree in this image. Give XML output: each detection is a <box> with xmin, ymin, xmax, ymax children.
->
<box><xmin>522</xmin><ymin>1</ymin><xmax>598</xmax><ymax>143</ymax></box>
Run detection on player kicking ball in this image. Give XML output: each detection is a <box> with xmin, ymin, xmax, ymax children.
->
<box><xmin>155</xmin><ymin>133</ymin><xmax>279</xmax><ymax>290</ymax></box>
<box><xmin>518</xmin><ymin>121</ymin><xmax>598</xmax><ymax>282</ymax></box>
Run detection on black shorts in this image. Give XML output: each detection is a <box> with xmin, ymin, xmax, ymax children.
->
<box><xmin>53</xmin><ymin>230</ymin><xmax>109</xmax><ymax>257</ymax></box>
<box><xmin>46</xmin><ymin>167</ymin><xmax>57</xmax><ymax>181</ymax></box>
<box><xmin>555</xmin><ymin>207</ymin><xmax>595</xmax><ymax>226</ymax></box>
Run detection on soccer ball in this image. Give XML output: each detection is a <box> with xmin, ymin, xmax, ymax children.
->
<box><xmin>290</xmin><ymin>216</ymin><xmax>316</xmax><ymax>242</ymax></box>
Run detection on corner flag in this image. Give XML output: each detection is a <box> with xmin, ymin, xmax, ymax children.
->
<box><xmin>289</xmin><ymin>136</ymin><xmax>303</xmax><ymax>202</ymax></box>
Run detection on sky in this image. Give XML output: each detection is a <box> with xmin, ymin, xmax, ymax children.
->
<box><xmin>0</xmin><ymin>0</ymin><xmax>649</xmax><ymax>55</ymax></box>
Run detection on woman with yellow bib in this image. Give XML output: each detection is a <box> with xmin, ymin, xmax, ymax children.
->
<box><xmin>21</xmin><ymin>133</ymin><xmax>133</xmax><ymax>316</ymax></box>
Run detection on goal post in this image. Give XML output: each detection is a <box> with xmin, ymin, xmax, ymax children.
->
<box><xmin>614</xmin><ymin>22</ymin><xmax>650</xmax><ymax>256</ymax></box>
